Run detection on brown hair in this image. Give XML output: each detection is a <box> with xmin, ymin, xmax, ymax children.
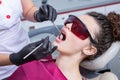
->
<box><xmin>86</xmin><ymin>12</ymin><xmax>120</xmax><ymax>60</ymax></box>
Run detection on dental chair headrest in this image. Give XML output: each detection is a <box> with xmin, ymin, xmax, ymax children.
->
<box><xmin>80</xmin><ymin>42</ymin><xmax>120</xmax><ymax>71</ymax></box>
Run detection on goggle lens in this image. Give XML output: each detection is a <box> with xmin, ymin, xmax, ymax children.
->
<box><xmin>64</xmin><ymin>15</ymin><xmax>95</xmax><ymax>43</ymax></box>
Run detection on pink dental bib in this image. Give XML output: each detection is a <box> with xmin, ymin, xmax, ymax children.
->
<box><xmin>8</xmin><ymin>58</ymin><xmax>67</xmax><ymax>80</ymax></box>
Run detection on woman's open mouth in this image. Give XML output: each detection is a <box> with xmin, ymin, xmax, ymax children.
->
<box><xmin>58</xmin><ymin>32</ymin><xmax>66</xmax><ymax>41</ymax></box>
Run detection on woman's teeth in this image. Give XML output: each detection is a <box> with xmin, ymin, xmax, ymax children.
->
<box><xmin>59</xmin><ymin>33</ymin><xmax>65</xmax><ymax>41</ymax></box>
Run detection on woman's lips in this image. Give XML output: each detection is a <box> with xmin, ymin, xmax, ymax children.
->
<box><xmin>55</xmin><ymin>36</ymin><xmax>61</xmax><ymax>43</ymax></box>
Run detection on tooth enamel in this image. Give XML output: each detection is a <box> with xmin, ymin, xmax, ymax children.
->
<box><xmin>60</xmin><ymin>33</ymin><xmax>63</xmax><ymax>40</ymax></box>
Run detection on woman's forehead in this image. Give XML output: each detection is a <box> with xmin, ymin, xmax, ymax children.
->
<box><xmin>78</xmin><ymin>15</ymin><xmax>101</xmax><ymax>38</ymax></box>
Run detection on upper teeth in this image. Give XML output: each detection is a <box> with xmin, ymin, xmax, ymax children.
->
<box><xmin>59</xmin><ymin>33</ymin><xmax>64</xmax><ymax>40</ymax></box>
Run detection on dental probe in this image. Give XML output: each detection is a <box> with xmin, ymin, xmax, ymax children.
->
<box><xmin>23</xmin><ymin>22</ymin><xmax>59</xmax><ymax>59</ymax></box>
<box><xmin>23</xmin><ymin>43</ymin><xmax>43</xmax><ymax>59</ymax></box>
<box><xmin>23</xmin><ymin>34</ymin><xmax>55</xmax><ymax>60</ymax></box>
<box><xmin>51</xmin><ymin>21</ymin><xmax>60</xmax><ymax>33</ymax></box>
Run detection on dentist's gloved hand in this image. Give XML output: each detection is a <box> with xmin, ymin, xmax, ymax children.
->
<box><xmin>34</xmin><ymin>4</ymin><xmax>57</xmax><ymax>22</ymax></box>
<box><xmin>9</xmin><ymin>36</ymin><xmax>57</xmax><ymax>66</ymax></box>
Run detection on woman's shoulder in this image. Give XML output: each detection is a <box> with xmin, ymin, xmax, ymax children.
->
<box><xmin>99</xmin><ymin>72</ymin><xmax>118</xmax><ymax>80</ymax></box>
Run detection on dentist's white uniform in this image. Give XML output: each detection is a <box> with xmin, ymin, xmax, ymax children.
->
<box><xmin>0</xmin><ymin>0</ymin><xmax>30</xmax><ymax>79</ymax></box>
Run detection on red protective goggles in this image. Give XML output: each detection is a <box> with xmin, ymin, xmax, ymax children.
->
<box><xmin>64</xmin><ymin>15</ymin><xmax>96</xmax><ymax>44</ymax></box>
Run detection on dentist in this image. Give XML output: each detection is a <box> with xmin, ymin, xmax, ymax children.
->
<box><xmin>0</xmin><ymin>0</ymin><xmax>57</xmax><ymax>79</ymax></box>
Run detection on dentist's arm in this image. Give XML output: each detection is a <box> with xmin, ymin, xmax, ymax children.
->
<box><xmin>0</xmin><ymin>54</ymin><xmax>12</xmax><ymax>66</ymax></box>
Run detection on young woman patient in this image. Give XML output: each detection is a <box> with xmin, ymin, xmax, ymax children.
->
<box><xmin>8</xmin><ymin>11</ymin><xmax>120</xmax><ymax>80</ymax></box>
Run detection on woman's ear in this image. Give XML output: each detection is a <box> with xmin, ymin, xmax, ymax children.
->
<box><xmin>82</xmin><ymin>44</ymin><xmax>97</xmax><ymax>56</ymax></box>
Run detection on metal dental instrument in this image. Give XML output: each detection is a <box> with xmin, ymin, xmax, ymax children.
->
<box><xmin>51</xmin><ymin>21</ymin><xmax>60</xmax><ymax>33</ymax></box>
<box><xmin>23</xmin><ymin>22</ymin><xmax>59</xmax><ymax>60</ymax></box>
<box><xmin>23</xmin><ymin>43</ymin><xmax>43</xmax><ymax>59</ymax></box>
<box><xmin>23</xmin><ymin>34</ymin><xmax>55</xmax><ymax>60</ymax></box>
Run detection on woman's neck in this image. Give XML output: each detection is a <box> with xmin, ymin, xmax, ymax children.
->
<box><xmin>55</xmin><ymin>54</ymin><xmax>83</xmax><ymax>80</ymax></box>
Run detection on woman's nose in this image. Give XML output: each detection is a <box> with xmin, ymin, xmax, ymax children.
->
<box><xmin>64</xmin><ymin>23</ymin><xmax>72</xmax><ymax>30</ymax></box>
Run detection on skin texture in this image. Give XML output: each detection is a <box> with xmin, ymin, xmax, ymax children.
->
<box><xmin>21</xmin><ymin>0</ymin><xmax>38</xmax><ymax>22</ymax></box>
